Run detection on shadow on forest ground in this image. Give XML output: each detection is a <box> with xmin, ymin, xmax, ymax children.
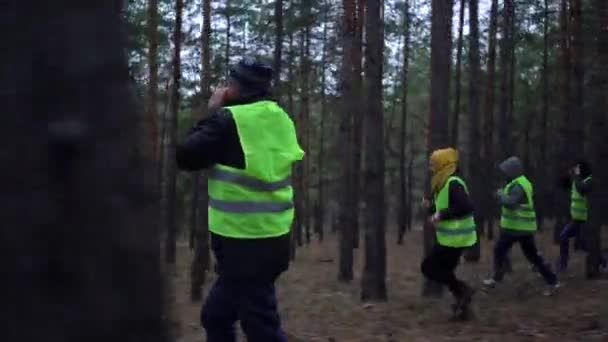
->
<box><xmin>171</xmin><ymin>226</ymin><xmax>608</xmax><ymax>342</ymax></box>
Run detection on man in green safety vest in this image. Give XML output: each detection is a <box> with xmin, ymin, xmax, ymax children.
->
<box><xmin>483</xmin><ymin>156</ymin><xmax>560</xmax><ymax>295</ymax></box>
<box><xmin>557</xmin><ymin>160</ymin><xmax>607</xmax><ymax>274</ymax></box>
<box><xmin>177</xmin><ymin>57</ymin><xmax>303</xmax><ymax>342</ymax></box>
<box><xmin>421</xmin><ymin>148</ymin><xmax>477</xmax><ymax>320</ymax></box>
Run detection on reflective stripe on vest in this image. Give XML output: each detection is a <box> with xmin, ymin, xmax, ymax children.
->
<box><xmin>208</xmin><ymin>101</ymin><xmax>304</xmax><ymax>239</ymax></box>
<box><xmin>570</xmin><ymin>176</ymin><xmax>591</xmax><ymax>221</ymax></box>
<box><xmin>500</xmin><ymin>175</ymin><xmax>537</xmax><ymax>232</ymax></box>
<box><xmin>434</xmin><ymin>176</ymin><xmax>478</xmax><ymax>248</ymax></box>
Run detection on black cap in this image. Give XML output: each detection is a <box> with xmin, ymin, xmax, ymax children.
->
<box><xmin>229</xmin><ymin>57</ymin><xmax>273</xmax><ymax>90</ymax></box>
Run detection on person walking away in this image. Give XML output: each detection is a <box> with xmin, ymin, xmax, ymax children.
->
<box><xmin>483</xmin><ymin>156</ymin><xmax>560</xmax><ymax>296</ymax></box>
<box><xmin>557</xmin><ymin>160</ymin><xmax>607</xmax><ymax>274</ymax></box>
<box><xmin>421</xmin><ymin>148</ymin><xmax>477</xmax><ymax>320</ymax></box>
<box><xmin>176</xmin><ymin>57</ymin><xmax>304</xmax><ymax>342</ymax></box>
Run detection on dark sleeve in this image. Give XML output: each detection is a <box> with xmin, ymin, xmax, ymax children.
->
<box><xmin>574</xmin><ymin>176</ymin><xmax>592</xmax><ymax>196</ymax></box>
<box><xmin>497</xmin><ymin>184</ymin><xmax>525</xmax><ymax>210</ymax></box>
<box><xmin>438</xmin><ymin>181</ymin><xmax>474</xmax><ymax>220</ymax></box>
<box><xmin>175</xmin><ymin>109</ymin><xmax>245</xmax><ymax>171</ymax></box>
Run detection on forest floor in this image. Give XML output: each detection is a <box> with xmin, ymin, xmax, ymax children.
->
<box><xmin>171</xmin><ymin>228</ymin><xmax>608</xmax><ymax>342</ymax></box>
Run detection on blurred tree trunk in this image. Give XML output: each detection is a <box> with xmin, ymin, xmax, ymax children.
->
<box><xmin>164</xmin><ymin>0</ymin><xmax>183</xmax><ymax>265</ymax></box>
<box><xmin>2</xmin><ymin>2</ymin><xmax>168</xmax><ymax>339</ymax></box>
<box><xmin>586</xmin><ymin>0</ymin><xmax>608</xmax><ymax>278</ymax></box>
<box><xmin>538</xmin><ymin>0</ymin><xmax>550</xmax><ymax>231</ymax></box>
<box><xmin>450</xmin><ymin>0</ymin><xmax>465</xmax><ymax>147</ymax></box>
<box><xmin>190</xmin><ymin>0</ymin><xmax>212</xmax><ymax>303</ymax></box>
<box><xmin>397</xmin><ymin>0</ymin><xmax>411</xmax><ymax>245</ymax></box>
<box><xmin>316</xmin><ymin>3</ymin><xmax>329</xmax><ymax>243</ymax></box>
<box><xmin>464</xmin><ymin>0</ymin><xmax>481</xmax><ymax>262</ymax></box>
<box><xmin>273</xmin><ymin>0</ymin><xmax>283</xmax><ymax>99</ymax></box>
<box><xmin>338</xmin><ymin>0</ymin><xmax>356</xmax><ymax>282</ymax></box>
<box><xmin>483</xmin><ymin>0</ymin><xmax>498</xmax><ymax>241</ymax></box>
<box><xmin>423</xmin><ymin>0</ymin><xmax>453</xmax><ymax>298</ymax></box>
<box><xmin>351</xmin><ymin>0</ymin><xmax>366</xmax><ymax>250</ymax></box>
<box><xmin>287</xmin><ymin>24</ymin><xmax>300</xmax><ymax>260</ymax></box>
<box><xmin>147</xmin><ymin>0</ymin><xmax>160</xmax><ymax>164</ymax></box>
<box><xmin>555</xmin><ymin>0</ymin><xmax>571</xmax><ymax>244</ymax></box>
<box><xmin>301</xmin><ymin>3</ymin><xmax>312</xmax><ymax>245</ymax></box>
<box><xmin>360</xmin><ymin>0</ymin><xmax>387</xmax><ymax>302</ymax></box>
<box><xmin>225</xmin><ymin>0</ymin><xmax>231</xmax><ymax>69</ymax></box>
<box><xmin>498</xmin><ymin>0</ymin><xmax>514</xmax><ymax>159</ymax></box>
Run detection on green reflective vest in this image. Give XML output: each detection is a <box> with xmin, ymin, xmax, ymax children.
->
<box><xmin>500</xmin><ymin>175</ymin><xmax>537</xmax><ymax>232</ymax></box>
<box><xmin>434</xmin><ymin>176</ymin><xmax>477</xmax><ymax>248</ymax></box>
<box><xmin>208</xmin><ymin>101</ymin><xmax>304</xmax><ymax>239</ymax></box>
<box><xmin>570</xmin><ymin>176</ymin><xmax>592</xmax><ymax>221</ymax></box>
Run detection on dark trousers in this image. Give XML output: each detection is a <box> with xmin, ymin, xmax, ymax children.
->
<box><xmin>421</xmin><ymin>245</ymin><xmax>467</xmax><ymax>298</ymax></box>
<box><xmin>201</xmin><ymin>277</ymin><xmax>287</xmax><ymax>342</ymax></box>
<box><xmin>492</xmin><ymin>231</ymin><xmax>557</xmax><ymax>285</ymax></box>
<box><xmin>559</xmin><ymin>221</ymin><xmax>607</xmax><ymax>270</ymax></box>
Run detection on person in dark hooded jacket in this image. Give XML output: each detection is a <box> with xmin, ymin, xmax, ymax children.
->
<box><xmin>483</xmin><ymin>157</ymin><xmax>560</xmax><ymax>295</ymax></box>
<box><xmin>556</xmin><ymin>160</ymin><xmax>607</xmax><ymax>273</ymax></box>
<box><xmin>177</xmin><ymin>57</ymin><xmax>303</xmax><ymax>342</ymax></box>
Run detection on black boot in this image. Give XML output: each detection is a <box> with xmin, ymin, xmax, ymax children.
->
<box><xmin>451</xmin><ymin>283</ymin><xmax>475</xmax><ymax>321</ymax></box>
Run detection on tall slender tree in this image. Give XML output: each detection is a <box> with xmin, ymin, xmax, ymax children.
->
<box><xmin>316</xmin><ymin>0</ymin><xmax>329</xmax><ymax>243</ymax></box>
<box><xmin>146</xmin><ymin>0</ymin><xmax>160</xmax><ymax>163</ymax></box>
<box><xmin>338</xmin><ymin>0</ymin><xmax>356</xmax><ymax>282</ymax></box>
<box><xmin>483</xmin><ymin>0</ymin><xmax>499</xmax><ymax>240</ymax></box>
<box><xmin>423</xmin><ymin>0</ymin><xmax>453</xmax><ymax>297</ymax></box>
<box><xmin>451</xmin><ymin>0</ymin><xmax>466</xmax><ymax>147</ymax></box>
<box><xmin>464</xmin><ymin>0</ymin><xmax>482</xmax><ymax>261</ymax></box>
<box><xmin>397</xmin><ymin>0</ymin><xmax>411</xmax><ymax>245</ymax></box>
<box><xmin>190</xmin><ymin>0</ymin><xmax>212</xmax><ymax>302</ymax></box>
<box><xmin>498</xmin><ymin>0</ymin><xmax>515</xmax><ymax>159</ymax></box>
<box><xmin>273</xmin><ymin>0</ymin><xmax>284</xmax><ymax>99</ymax></box>
<box><xmin>164</xmin><ymin>0</ymin><xmax>184</xmax><ymax>265</ymax></box>
<box><xmin>360</xmin><ymin>0</ymin><xmax>387</xmax><ymax>301</ymax></box>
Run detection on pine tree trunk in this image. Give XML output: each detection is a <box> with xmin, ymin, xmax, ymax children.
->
<box><xmin>586</xmin><ymin>0</ymin><xmax>608</xmax><ymax>278</ymax></box>
<box><xmin>538</xmin><ymin>0</ymin><xmax>550</xmax><ymax>232</ymax></box>
<box><xmin>555</xmin><ymin>0</ymin><xmax>572</xmax><ymax>244</ymax></box>
<box><xmin>338</xmin><ymin>0</ymin><xmax>356</xmax><ymax>282</ymax></box>
<box><xmin>351</xmin><ymin>0</ymin><xmax>366</xmax><ymax>250</ymax></box>
<box><xmin>273</xmin><ymin>0</ymin><xmax>283</xmax><ymax>99</ymax></box>
<box><xmin>484</xmin><ymin>0</ymin><xmax>498</xmax><ymax>241</ymax></box>
<box><xmin>360</xmin><ymin>0</ymin><xmax>387</xmax><ymax>302</ymax></box>
<box><xmin>423</xmin><ymin>0</ymin><xmax>453</xmax><ymax>298</ymax></box>
<box><xmin>4</xmin><ymin>3</ymin><xmax>168</xmax><ymax>338</ymax></box>
<box><xmin>316</xmin><ymin>4</ymin><xmax>329</xmax><ymax>243</ymax></box>
<box><xmin>464</xmin><ymin>0</ymin><xmax>481</xmax><ymax>262</ymax></box>
<box><xmin>397</xmin><ymin>0</ymin><xmax>411</xmax><ymax>245</ymax></box>
<box><xmin>498</xmin><ymin>0</ymin><xmax>514</xmax><ymax>159</ymax></box>
<box><xmin>164</xmin><ymin>0</ymin><xmax>183</xmax><ymax>265</ymax></box>
<box><xmin>451</xmin><ymin>0</ymin><xmax>466</xmax><ymax>148</ymax></box>
<box><xmin>225</xmin><ymin>0</ymin><xmax>231</xmax><ymax>69</ymax></box>
<box><xmin>147</xmin><ymin>0</ymin><xmax>160</xmax><ymax>163</ymax></box>
<box><xmin>301</xmin><ymin>6</ymin><xmax>312</xmax><ymax>245</ymax></box>
<box><xmin>190</xmin><ymin>0</ymin><xmax>212</xmax><ymax>303</ymax></box>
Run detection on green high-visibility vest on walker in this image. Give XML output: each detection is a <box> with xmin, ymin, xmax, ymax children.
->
<box><xmin>433</xmin><ymin>176</ymin><xmax>477</xmax><ymax>248</ymax></box>
<box><xmin>208</xmin><ymin>100</ymin><xmax>304</xmax><ymax>239</ymax></box>
<box><xmin>500</xmin><ymin>175</ymin><xmax>537</xmax><ymax>232</ymax></box>
<box><xmin>570</xmin><ymin>176</ymin><xmax>592</xmax><ymax>221</ymax></box>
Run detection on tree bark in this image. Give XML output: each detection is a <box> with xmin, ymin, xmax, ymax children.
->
<box><xmin>316</xmin><ymin>2</ymin><xmax>329</xmax><ymax>243</ymax></box>
<box><xmin>360</xmin><ymin>0</ymin><xmax>387</xmax><ymax>302</ymax></box>
<box><xmin>190</xmin><ymin>0</ymin><xmax>212</xmax><ymax>303</ymax></box>
<box><xmin>164</xmin><ymin>0</ymin><xmax>183</xmax><ymax>265</ymax></box>
<box><xmin>586</xmin><ymin>0</ymin><xmax>608</xmax><ymax>278</ymax></box>
<box><xmin>498</xmin><ymin>0</ymin><xmax>514</xmax><ymax>160</ymax></box>
<box><xmin>464</xmin><ymin>0</ymin><xmax>481</xmax><ymax>262</ymax></box>
<box><xmin>451</xmin><ymin>0</ymin><xmax>466</xmax><ymax>148</ymax></box>
<box><xmin>2</xmin><ymin>2</ymin><xmax>168</xmax><ymax>339</ymax></box>
<box><xmin>147</xmin><ymin>0</ymin><xmax>160</xmax><ymax>163</ymax></box>
<box><xmin>538</xmin><ymin>0</ymin><xmax>550</xmax><ymax>231</ymax></box>
<box><xmin>338</xmin><ymin>0</ymin><xmax>356</xmax><ymax>282</ymax></box>
<box><xmin>397</xmin><ymin>0</ymin><xmax>411</xmax><ymax>245</ymax></box>
<box><xmin>273</xmin><ymin>0</ymin><xmax>283</xmax><ymax>99</ymax></box>
<box><xmin>225</xmin><ymin>0</ymin><xmax>231</xmax><ymax>69</ymax></box>
<box><xmin>483</xmin><ymin>0</ymin><xmax>498</xmax><ymax>241</ymax></box>
<box><xmin>423</xmin><ymin>0</ymin><xmax>453</xmax><ymax>297</ymax></box>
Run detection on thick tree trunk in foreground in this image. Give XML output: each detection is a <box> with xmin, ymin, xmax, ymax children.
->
<box><xmin>423</xmin><ymin>0</ymin><xmax>453</xmax><ymax>297</ymax></box>
<box><xmin>1</xmin><ymin>2</ymin><xmax>168</xmax><ymax>340</ymax></box>
<box><xmin>361</xmin><ymin>0</ymin><xmax>387</xmax><ymax>301</ymax></box>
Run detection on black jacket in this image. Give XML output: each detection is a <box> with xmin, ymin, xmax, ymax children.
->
<box><xmin>176</xmin><ymin>94</ymin><xmax>291</xmax><ymax>283</ymax></box>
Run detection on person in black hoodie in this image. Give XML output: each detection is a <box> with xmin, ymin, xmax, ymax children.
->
<box><xmin>176</xmin><ymin>57</ymin><xmax>302</xmax><ymax>342</ymax></box>
<box><xmin>421</xmin><ymin>148</ymin><xmax>476</xmax><ymax>320</ymax></box>
<box><xmin>557</xmin><ymin>160</ymin><xmax>607</xmax><ymax>273</ymax></box>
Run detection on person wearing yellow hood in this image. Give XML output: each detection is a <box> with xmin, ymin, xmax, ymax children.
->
<box><xmin>421</xmin><ymin>148</ymin><xmax>477</xmax><ymax>319</ymax></box>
